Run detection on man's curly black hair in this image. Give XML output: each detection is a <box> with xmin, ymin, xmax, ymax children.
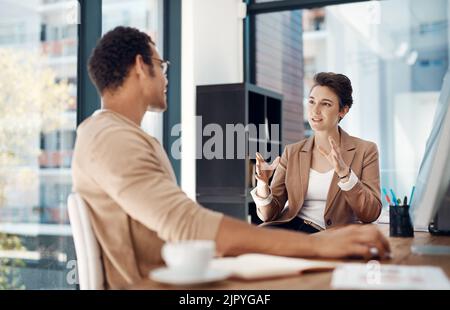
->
<box><xmin>88</xmin><ymin>26</ymin><xmax>155</xmax><ymax>94</ymax></box>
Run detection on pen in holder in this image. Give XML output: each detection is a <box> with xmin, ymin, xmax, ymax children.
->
<box><xmin>389</xmin><ymin>204</ymin><xmax>414</xmax><ymax>237</ymax></box>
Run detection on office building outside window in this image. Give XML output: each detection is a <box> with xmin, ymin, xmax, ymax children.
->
<box><xmin>253</xmin><ymin>0</ymin><xmax>449</xmax><ymax>219</ymax></box>
<box><xmin>0</xmin><ymin>0</ymin><xmax>77</xmax><ymax>289</ymax></box>
<box><xmin>0</xmin><ymin>0</ymin><xmax>163</xmax><ymax>289</ymax></box>
<box><xmin>301</xmin><ymin>0</ymin><xmax>448</xmax><ymax>213</ymax></box>
<box><xmin>254</xmin><ymin>9</ymin><xmax>305</xmax><ymax>144</ymax></box>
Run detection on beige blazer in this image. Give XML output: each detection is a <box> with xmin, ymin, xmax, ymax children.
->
<box><xmin>257</xmin><ymin>127</ymin><xmax>382</xmax><ymax>228</ymax></box>
<box><xmin>72</xmin><ymin>110</ymin><xmax>223</xmax><ymax>289</ymax></box>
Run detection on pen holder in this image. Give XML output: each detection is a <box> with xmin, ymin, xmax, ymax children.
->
<box><xmin>389</xmin><ymin>204</ymin><xmax>414</xmax><ymax>237</ymax></box>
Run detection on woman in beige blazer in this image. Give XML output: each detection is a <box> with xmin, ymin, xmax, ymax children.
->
<box><xmin>251</xmin><ymin>72</ymin><xmax>382</xmax><ymax>233</ymax></box>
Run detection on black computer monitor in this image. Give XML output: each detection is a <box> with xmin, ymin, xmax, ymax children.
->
<box><xmin>410</xmin><ymin>70</ymin><xmax>450</xmax><ymax>235</ymax></box>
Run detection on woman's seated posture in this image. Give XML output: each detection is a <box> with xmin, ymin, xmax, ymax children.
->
<box><xmin>251</xmin><ymin>72</ymin><xmax>382</xmax><ymax>233</ymax></box>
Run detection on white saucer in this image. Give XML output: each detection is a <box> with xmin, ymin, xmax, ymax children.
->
<box><xmin>150</xmin><ymin>267</ymin><xmax>231</xmax><ymax>286</ymax></box>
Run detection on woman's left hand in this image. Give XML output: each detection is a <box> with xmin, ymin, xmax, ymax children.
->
<box><xmin>318</xmin><ymin>136</ymin><xmax>349</xmax><ymax>178</ymax></box>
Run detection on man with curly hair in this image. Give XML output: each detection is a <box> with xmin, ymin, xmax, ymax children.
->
<box><xmin>72</xmin><ymin>26</ymin><xmax>390</xmax><ymax>289</ymax></box>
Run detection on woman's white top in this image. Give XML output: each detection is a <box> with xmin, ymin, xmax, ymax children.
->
<box><xmin>297</xmin><ymin>169</ymin><xmax>334</xmax><ymax>229</ymax></box>
<box><xmin>251</xmin><ymin>169</ymin><xmax>359</xmax><ymax>229</ymax></box>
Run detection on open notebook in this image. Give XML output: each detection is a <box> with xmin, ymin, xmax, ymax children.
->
<box><xmin>210</xmin><ymin>253</ymin><xmax>339</xmax><ymax>280</ymax></box>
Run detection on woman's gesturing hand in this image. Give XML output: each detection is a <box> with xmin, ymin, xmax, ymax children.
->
<box><xmin>318</xmin><ymin>136</ymin><xmax>349</xmax><ymax>178</ymax></box>
<box><xmin>255</xmin><ymin>152</ymin><xmax>280</xmax><ymax>185</ymax></box>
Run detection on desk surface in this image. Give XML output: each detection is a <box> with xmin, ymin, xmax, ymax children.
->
<box><xmin>130</xmin><ymin>225</ymin><xmax>450</xmax><ymax>290</ymax></box>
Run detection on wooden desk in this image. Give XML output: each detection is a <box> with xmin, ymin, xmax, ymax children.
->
<box><xmin>130</xmin><ymin>225</ymin><xmax>450</xmax><ymax>289</ymax></box>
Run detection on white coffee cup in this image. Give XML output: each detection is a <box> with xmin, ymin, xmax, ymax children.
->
<box><xmin>161</xmin><ymin>240</ymin><xmax>215</xmax><ymax>277</ymax></box>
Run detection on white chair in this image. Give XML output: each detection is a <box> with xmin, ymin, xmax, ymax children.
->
<box><xmin>68</xmin><ymin>193</ymin><xmax>104</xmax><ymax>290</ymax></box>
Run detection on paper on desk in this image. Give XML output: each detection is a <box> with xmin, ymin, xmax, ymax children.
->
<box><xmin>331</xmin><ymin>262</ymin><xmax>450</xmax><ymax>290</ymax></box>
<box><xmin>210</xmin><ymin>253</ymin><xmax>338</xmax><ymax>280</ymax></box>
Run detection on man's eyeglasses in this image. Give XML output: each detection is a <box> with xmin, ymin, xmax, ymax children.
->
<box><xmin>152</xmin><ymin>58</ymin><xmax>170</xmax><ymax>75</ymax></box>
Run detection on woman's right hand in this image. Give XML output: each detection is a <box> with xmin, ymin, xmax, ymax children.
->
<box><xmin>255</xmin><ymin>152</ymin><xmax>280</xmax><ymax>185</ymax></box>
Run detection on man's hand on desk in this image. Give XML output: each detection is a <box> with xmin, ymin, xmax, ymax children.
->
<box><xmin>310</xmin><ymin>224</ymin><xmax>391</xmax><ymax>260</ymax></box>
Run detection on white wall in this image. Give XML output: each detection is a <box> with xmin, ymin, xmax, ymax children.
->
<box><xmin>181</xmin><ymin>0</ymin><xmax>244</xmax><ymax>199</ymax></box>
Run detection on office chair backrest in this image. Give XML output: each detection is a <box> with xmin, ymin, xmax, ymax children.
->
<box><xmin>68</xmin><ymin>193</ymin><xmax>104</xmax><ymax>290</ymax></box>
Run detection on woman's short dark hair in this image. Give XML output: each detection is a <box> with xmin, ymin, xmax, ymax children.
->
<box><xmin>312</xmin><ymin>72</ymin><xmax>353</xmax><ymax>110</ymax></box>
<box><xmin>88</xmin><ymin>26</ymin><xmax>155</xmax><ymax>94</ymax></box>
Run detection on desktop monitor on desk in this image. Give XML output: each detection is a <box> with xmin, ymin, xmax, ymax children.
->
<box><xmin>410</xmin><ymin>70</ymin><xmax>450</xmax><ymax>240</ymax></box>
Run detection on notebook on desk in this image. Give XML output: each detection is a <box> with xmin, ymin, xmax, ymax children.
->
<box><xmin>210</xmin><ymin>253</ymin><xmax>338</xmax><ymax>280</ymax></box>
